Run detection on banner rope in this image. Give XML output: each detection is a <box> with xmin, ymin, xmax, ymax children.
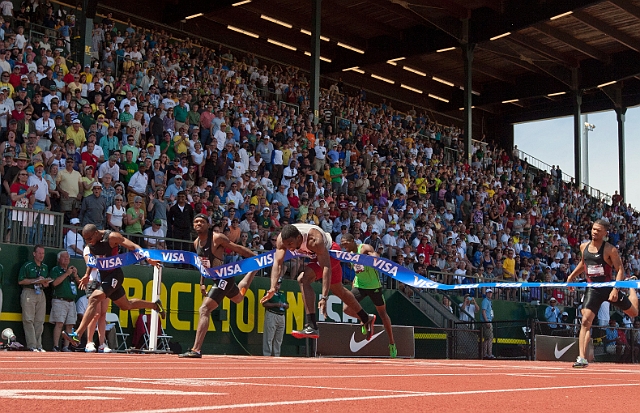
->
<box><xmin>85</xmin><ymin>248</ymin><xmax>640</xmax><ymax>290</ymax></box>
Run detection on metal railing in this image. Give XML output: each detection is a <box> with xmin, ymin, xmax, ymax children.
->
<box><xmin>1</xmin><ymin>206</ymin><xmax>64</xmax><ymax>248</ymax></box>
<box><xmin>515</xmin><ymin>148</ymin><xmax>612</xmax><ymax>205</ymax></box>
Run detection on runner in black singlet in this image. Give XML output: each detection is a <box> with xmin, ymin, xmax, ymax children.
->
<box><xmin>63</xmin><ymin>224</ymin><xmax>166</xmax><ymax>347</ymax></box>
<box><xmin>179</xmin><ymin>214</ymin><xmax>258</xmax><ymax>358</ymax></box>
<box><xmin>567</xmin><ymin>219</ymin><xmax>638</xmax><ymax>368</ymax></box>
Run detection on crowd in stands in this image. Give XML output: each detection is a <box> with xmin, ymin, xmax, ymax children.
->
<box><xmin>1</xmin><ymin>1</ymin><xmax>640</xmax><ymax>311</ymax></box>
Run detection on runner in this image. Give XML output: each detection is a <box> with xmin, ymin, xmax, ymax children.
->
<box><xmin>567</xmin><ymin>219</ymin><xmax>639</xmax><ymax>368</ymax></box>
<box><xmin>63</xmin><ymin>224</ymin><xmax>166</xmax><ymax>346</ymax></box>
<box><xmin>261</xmin><ymin>224</ymin><xmax>375</xmax><ymax>340</ymax></box>
<box><xmin>179</xmin><ymin>214</ymin><xmax>258</xmax><ymax>358</ymax></box>
<box><xmin>340</xmin><ymin>233</ymin><xmax>397</xmax><ymax>357</ymax></box>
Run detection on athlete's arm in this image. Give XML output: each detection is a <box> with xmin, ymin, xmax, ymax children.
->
<box><xmin>260</xmin><ymin>241</ymin><xmax>286</xmax><ymax>304</ymax></box>
<box><xmin>359</xmin><ymin>243</ymin><xmax>378</xmax><ymax>257</ymax></box>
<box><xmin>113</xmin><ymin>232</ymin><xmax>160</xmax><ymax>267</ymax></box>
<box><xmin>215</xmin><ymin>233</ymin><xmax>256</xmax><ymax>258</ymax></box>
<box><xmin>607</xmin><ymin>245</ymin><xmax>625</xmax><ymax>302</ymax></box>
<box><xmin>566</xmin><ymin>243</ymin><xmax>586</xmax><ymax>283</ymax></box>
<box><xmin>194</xmin><ymin>238</ymin><xmax>207</xmax><ymax>296</ymax></box>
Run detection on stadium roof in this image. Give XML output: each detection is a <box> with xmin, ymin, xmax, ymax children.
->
<box><xmin>98</xmin><ymin>0</ymin><xmax>640</xmax><ymax>125</ymax></box>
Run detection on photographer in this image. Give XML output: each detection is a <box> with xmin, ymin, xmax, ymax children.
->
<box><xmin>49</xmin><ymin>250</ymin><xmax>80</xmax><ymax>352</ymax></box>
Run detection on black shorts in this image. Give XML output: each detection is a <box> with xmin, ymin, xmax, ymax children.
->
<box><xmin>207</xmin><ymin>277</ymin><xmax>240</xmax><ymax>305</ymax></box>
<box><xmin>351</xmin><ymin>286</ymin><xmax>385</xmax><ymax>307</ymax></box>
<box><xmin>85</xmin><ymin>280</ymin><xmax>101</xmax><ymax>297</ymax></box>
<box><xmin>100</xmin><ymin>269</ymin><xmax>126</xmax><ymax>301</ymax></box>
<box><xmin>583</xmin><ymin>287</ymin><xmax>632</xmax><ymax>313</ymax></box>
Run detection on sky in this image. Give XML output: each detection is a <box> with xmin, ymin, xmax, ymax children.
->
<box><xmin>514</xmin><ymin>106</ymin><xmax>640</xmax><ymax>208</ymax></box>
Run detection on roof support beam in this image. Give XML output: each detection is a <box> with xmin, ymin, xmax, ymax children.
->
<box><xmin>608</xmin><ymin>0</ymin><xmax>640</xmax><ymax>20</ymax></box>
<box><xmin>572</xmin><ymin>10</ymin><xmax>640</xmax><ymax>53</ymax></box>
<box><xmin>534</xmin><ymin>23</ymin><xmax>610</xmax><ymax>63</ymax></box>
<box><xmin>507</xmin><ymin>33</ymin><xmax>578</xmax><ymax>68</ymax></box>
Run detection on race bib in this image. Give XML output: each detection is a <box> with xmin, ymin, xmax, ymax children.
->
<box><xmin>218</xmin><ymin>279</ymin><xmax>228</xmax><ymax>290</ymax></box>
<box><xmin>111</xmin><ymin>278</ymin><xmax>118</xmax><ymax>288</ymax></box>
<box><xmin>587</xmin><ymin>264</ymin><xmax>605</xmax><ymax>276</ymax></box>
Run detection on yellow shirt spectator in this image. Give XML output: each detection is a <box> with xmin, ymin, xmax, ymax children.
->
<box><xmin>173</xmin><ymin>133</ymin><xmax>190</xmax><ymax>156</ymax></box>
<box><xmin>503</xmin><ymin>255</ymin><xmax>516</xmax><ymax>280</ymax></box>
<box><xmin>66</xmin><ymin>124</ymin><xmax>86</xmax><ymax>148</ymax></box>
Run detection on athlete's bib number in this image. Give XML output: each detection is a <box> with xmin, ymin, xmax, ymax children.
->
<box><xmin>218</xmin><ymin>280</ymin><xmax>228</xmax><ymax>290</ymax></box>
<box><xmin>111</xmin><ymin>278</ymin><xmax>118</xmax><ymax>288</ymax></box>
<box><xmin>587</xmin><ymin>264</ymin><xmax>605</xmax><ymax>276</ymax></box>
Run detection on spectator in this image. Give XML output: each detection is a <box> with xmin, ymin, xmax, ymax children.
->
<box><xmin>262</xmin><ymin>277</ymin><xmax>287</xmax><ymax>357</ymax></box>
<box><xmin>481</xmin><ymin>289</ymin><xmax>495</xmax><ymax>359</ymax></box>
<box><xmin>64</xmin><ymin>217</ymin><xmax>84</xmax><ymax>257</ymax></box>
<box><xmin>79</xmin><ymin>181</ymin><xmax>106</xmax><ymax>229</ymax></box>
<box><xmin>49</xmin><ymin>251</ymin><xmax>80</xmax><ymax>352</ymax></box>
<box><xmin>143</xmin><ymin>218</ymin><xmax>166</xmax><ymax>249</ymax></box>
<box><xmin>545</xmin><ymin>297</ymin><xmax>561</xmax><ymax>333</ymax></box>
<box><xmin>459</xmin><ymin>294</ymin><xmax>479</xmax><ymax>323</ymax></box>
<box><xmin>17</xmin><ymin>245</ymin><xmax>52</xmax><ymax>352</ymax></box>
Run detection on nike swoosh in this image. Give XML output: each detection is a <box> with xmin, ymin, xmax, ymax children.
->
<box><xmin>554</xmin><ymin>342</ymin><xmax>576</xmax><ymax>359</ymax></box>
<box><xmin>349</xmin><ymin>331</ymin><xmax>384</xmax><ymax>353</ymax></box>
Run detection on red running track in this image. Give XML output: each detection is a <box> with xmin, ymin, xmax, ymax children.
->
<box><xmin>1</xmin><ymin>352</ymin><xmax>639</xmax><ymax>412</ymax></box>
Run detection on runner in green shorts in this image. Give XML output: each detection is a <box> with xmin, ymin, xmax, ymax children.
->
<box><xmin>340</xmin><ymin>234</ymin><xmax>397</xmax><ymax>358</ymax></box>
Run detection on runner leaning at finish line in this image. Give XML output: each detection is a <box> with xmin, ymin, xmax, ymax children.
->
<box><xmin>567</xmin><ymin>219</ymin><xmax>639</xmax><ymax>368</ymax></box>
<box><xmin>340</xmin><ymin>233</ymin><xmax>397</xmax><ymax>358</ymax></box>
<box><xmin>63</xmin><ymin>224</ymin><xmax>166</xmax><ymax>346</ymax></box>
<box><xmin>261</xmin><ymin>223</ymin><xmax>375</xmax><ymax>340</ymax></box>
<box><xmin>179</xmin><ymin>214</ymin><xmax>258</xmax><ymax>358</ymax></box>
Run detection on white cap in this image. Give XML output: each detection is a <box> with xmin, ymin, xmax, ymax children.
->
<box><xmin>70</xmin><ymin>218</ymin><xmax>80</xmax><ymax>224</ymax></box>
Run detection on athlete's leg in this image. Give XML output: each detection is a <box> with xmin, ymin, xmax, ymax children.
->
<box><xmin>578</xmin><ymin>307</ymin><xmax>596</xmax><ymax>360</ymax></box>
<box><xmin>112</xmin><ymin>295</ymin><xmax>160</xmax><ymax>312</ymax></box>
<box><xmin>330</xmin><ymin>283</ymin><xmax>369</xmax><ymax>324</ymax></box>
<box><xmin>623</xmin><ymin>287</ymin><xmax>639</xmax><ymax>318</ymax></box>
<box><xmin>97</xmin><ymin>299</ymin><xmax>108</xmax><ymax>346</ymax></box>
<box><xmin>191</xmin><ymin>297</ymin><xmax>219</xmax><ymax>353</ymax></box>
<box><xmin>237</xmin><ymin>270</ymin><xmax>258</xmax><ymax>297</ymax></box>
<box><xmin>375</xmin><ymin>304</ymin><xmax>395</xmax><ymax>345</ymax></box>
<box><xmin>75</xmin><ymin>290</ymin><xmax>106</xmax><ymax>338</ymax></box>
<box><xmin>297</xmin><ymin>266</ymin><xmax>317</xmax><ymax>317</ymax></box>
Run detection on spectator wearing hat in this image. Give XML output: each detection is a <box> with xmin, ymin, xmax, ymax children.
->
<box><xmin>143</xmin><ymin>219</ymin><xmax>166</xmax><ymax>249</ymax></box>
<box><xmin>481</xmin><ymin>289</ymin><xmax>495</xmax><ymax>359</ymax></box>
<box><xmin>545</xmin><ymin>297</ymin><xmax>561</xmax><ymax>332</ymax></box>
<box><xmin>79</xmin><ymin>181</ymin><xmax>106</xmax><ymax>229</ymax></box>
<box><xmin>64</xmin><ymin>217</ymin><xmax>84</xmax><ymax>257</ymax></box>
<box><xmin>66</xmin><ymin>118</ymin><xmax>86</xmax><ymax>149</ymax></box>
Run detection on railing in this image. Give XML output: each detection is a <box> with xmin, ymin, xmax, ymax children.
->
<box><xmin>515</xmin><ymin>148</ymin><xmax>612</xmax><ymax>205</ymax></box>
<box><xmin>0</xmin><ymin>206</ymin><xmax>64</xmax><ymax>248</ymax></box>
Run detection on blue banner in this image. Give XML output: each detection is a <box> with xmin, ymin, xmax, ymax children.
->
<box><xmin>86</xmin><ymin>248</ymin><xmax>640</xmax><ymax>290</ymax></box>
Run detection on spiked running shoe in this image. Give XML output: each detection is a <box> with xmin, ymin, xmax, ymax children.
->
<box><xmin>389</xmin><ymin>343</ymin><xmax>397</xmax><ymax>358</ymax></box>
<box><xmin>62</xmin><ymin>330</ymin><xmax>81</xmax><ymax>347</ymax></box>
<box><xmin>364</xmin><ymin>314</ymin><xmax>377</xmax><ymax>341</ymax></box>
<box><xmin>179</xmin><ymin>350</ymin><xmax>202</xmax><ymax>358</ymax></box>
<box><xmin>155</xmin><ymin>299</ymin><xmax>166</xmax><ymax>319</ymax></box>
<box><xmin>573</xmin><ymin>356</ymin><xmax>588</xmax><ymax>368</ymax></box>
<box><xmin>291</xmin><ymin>325</ymin><xmax>320</xmax><ymax>339</ymax></box>
<box><xmin>85</xmin><ymin>342</ymin><xmax>97</xmax><ymax>353</ymax></box>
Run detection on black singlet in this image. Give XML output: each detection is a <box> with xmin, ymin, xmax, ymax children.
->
<box><xmin>582</xmin><ymin>241</ymin><xmax>612</xmax><ymax>282</ymax></box>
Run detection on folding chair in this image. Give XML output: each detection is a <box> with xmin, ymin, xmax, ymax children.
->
<box><xmin>140</xmin><ymin>314</ymin><xmax>173</xmax><ymax>352</ymax></box>
<box><xmin>105</xmin><ymin>312</ymin><xmax>130</xmax><ymax>352</ymax></box>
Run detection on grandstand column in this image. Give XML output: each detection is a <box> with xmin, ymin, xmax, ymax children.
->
<box><xmin>572</xmin><ymin>68</ymin><xmax>582</xmax><ymax>189</ymax></box>
<box><xmin>462</xmin><ymin>20</ymin><xmax>474</xmax><ymax>163</ymax></box>
<box><xmin>615</xmin><ymin>106</ymin><xmax>626</xmax><ymax>200</ymax></box>
<box><xmin>309</xmin><ymin>0</ymin><xmax>321</xmax><ymax>125</ymax></box>
<box><xmin>82</xmin><ymin>18</ymin><xmax>93</xmax><ymax>68</ymax></box>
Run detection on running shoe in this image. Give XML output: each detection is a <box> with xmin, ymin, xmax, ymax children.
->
<box><xmin>179</xmin><ymin>350</ymin><xmax>202</xmax><ymax>358</ymax></box>
<box><xmin>52</xmin><ymin>346</ymin><xmax>60</xmax><ymax>352</ymax></box>
<box><xmin>155</xmin><ymin>299</ymin><xmax>167</xmax><ymax>319</ymax></box>
<box><xmin>291</xmin><ymin>325</ymin><xmax>320</xmax><ymax>339</ymax></box>
<box><xmin>98</xmin><ymin>344</ymin><xmax>112</xmax><ymax>353</ymax></box>
<box><xmin>573</xmin><ymin>356</ymin><xmax>588</xmax><ymax>368</ymax></box>
<box><xmin>61</xmin><ymin>330</ymin><xmax>81</xmax><ymax>346</ymax></box>
<box><xmin>62</xmin><ymin>347</ymin><xmax>72</xmax><ymax>352</ymax></box>
<box><xmin>364</xmin><ymin>314</ymin><xmax>376</xmax><ymax>341</ymax></box>
<box><xmin>37</xmin><ymin>348</ymin><xmax>46</xmax><ymax>352</ymax></box>
<box><xmin>85</xmin><ymin>342</ymin><xmax>97</xmax><ymax>353</ymax></box>
<box><xmin>389</xmin><ymin>343</ymin><xmax>397</xmax><ymax>358</ymax></box>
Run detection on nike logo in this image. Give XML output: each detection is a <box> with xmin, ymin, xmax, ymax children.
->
<box><xmin>554</xmin><ymin>342</ymin><xmax>576</xmax><ymax>359</ymax></box>
<box><xmin>349</xmin><ymin>331</ymin><xmax>384</xmax><ymax>353</ymax></box>
<box><xmin>594</xmin><ymin>254</ymin><xmax>600</xmax><ymax>257</ymax></box>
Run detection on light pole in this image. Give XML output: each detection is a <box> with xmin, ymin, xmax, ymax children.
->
<box><xmin>582</xmin><ymin>114</ymin><xmax>595</xmax><ymax>187</ymax></box>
